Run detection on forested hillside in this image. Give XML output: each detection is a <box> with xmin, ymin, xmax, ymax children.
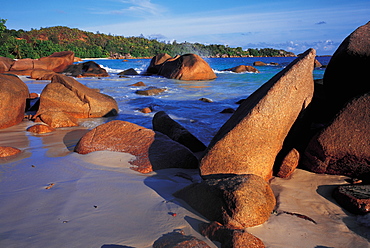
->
<box><xmin>0</xmin><ymin>19</ymin><xmax>295</xmax><ymax>59</ymax></box>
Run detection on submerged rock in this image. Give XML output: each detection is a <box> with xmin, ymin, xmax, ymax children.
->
<box><xmin>200</xmin><ymin>48</ymin><xmax>316</xmax><ymax>181</ymax></box>
<box><xmin>222</xmin><ymin>65</ymin><xmax>259</xmax><ymax>73</ymax></box>
<box><xmin>136</xmin><ymin>86</ymin><xmax>166</xmax><ymax>96</ymax></box>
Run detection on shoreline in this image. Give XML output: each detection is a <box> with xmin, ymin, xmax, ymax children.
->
<box><xmin>0</xmin><ymin>119</ymin><xmax>369</xmax><ymax>247</ymax></box>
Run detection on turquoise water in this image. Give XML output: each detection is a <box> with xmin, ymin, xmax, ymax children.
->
<box><xmin>25</xmin><ymin>56</ymin><xmax>330</xmax><ymax>146</ymax></box>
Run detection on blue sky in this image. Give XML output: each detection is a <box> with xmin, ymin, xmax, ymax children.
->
<box><xmin>1</xmin><ymin>0</ymin><xmax>369</xmax><ymax>55</ymax></box>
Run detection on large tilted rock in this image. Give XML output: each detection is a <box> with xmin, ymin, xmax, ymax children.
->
<box><xmin>323</xmin><ymin>21</ymin><xmax>370</xmax><ymax>117</ymax></box>
<box><xmin>152</xmin><ymin>111</ymin><xmax>206</xmax><ymax>152</ymax></box>
<box><xmin>333</xmin><ymin>185</ymin><xmax>370</xmax><ymax>215</ymax></box>
<box><xmin>174</xmin><ymin>174</ymin><xmax>276</xmax><ymax>229</ymax></box>
<box><xmin>74</xmin><ymin>120</ymin><xmax>199</xmax><ymax>173</ymax></box>
<box><xmin>36</xmin><ymin>74</ymin><xmax>118</xmax><ymax>121</ymax></box>
<box><xmin>303</xmin><ymin>93</ymin><xmax>370</xmax><ymax>178</ymax></box>
<box><xmin>200</xmin><ymin>48</ymin><xmax>316</xmax><ymax>180</ymax></box>
<box><xmin>146</xmin><ymin>53</ymin><xmax>216</xmax><ymax>81</ymax></box>
<box><xmin>0</xmin><ymin>74</ymin><xmax>29</xmax><ymax>129</ymax></box>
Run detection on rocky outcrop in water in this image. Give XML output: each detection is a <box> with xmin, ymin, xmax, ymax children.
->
<box><xmin>62</xmin><ymin>61</ymin><xmax>109</xmax><ymax>77</ymax></box>
<box><xmin>146</xmin><ymin>53</ymin><xmax>216</xmax><ymax>81</ymax></box>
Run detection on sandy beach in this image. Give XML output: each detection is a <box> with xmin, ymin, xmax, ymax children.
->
<box><xmin>0</xmin><ymin>119</ymin><xmax>369</xmax><ymax>248</ymax></box>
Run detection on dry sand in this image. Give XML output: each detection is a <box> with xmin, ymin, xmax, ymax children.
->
<box><xmin>0</xmin><ymin>120</ymin><xmax>369</xmax><ymax>248</ymax></box>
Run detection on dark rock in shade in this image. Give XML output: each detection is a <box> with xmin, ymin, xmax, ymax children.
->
<box><xmin>0</xmin><ymin>74</ymin><xmax>29</xmax><ymax>129</ymax></box>
<box><xmin>303</xmin><ymin>93</ymin><xmax>370</xmax><ymax>178</ymax></box>
<box><xmin>222</xmin><ymin>65</ymin><xmax>259</xmax><ymax>73</ymax></box>
<box><xmin>118</xmin><ymin>68</ymin><xmax>138</xmax><ymax>75</ymax></box>
<box><xmin>74</xmin><ymin>120</ymin><xmax>199</xmax><ymax>173</ymax></box>
<box><xmin>200</xmin><ymin>221</ymin><xmax>265</xmax><ymax>248</ymax></box>
<box><xmin>200</xmin><ymin>49</ymin><xmax>315</xmax><ymax>181</ymax></box>
<box><xmin>333</xmin><ymin>185</ymin><xmax>370</xmax><ymax>215</ymax></box>
<box><xmin>153</xmin><ymin>111</ymin><xmax>206</xmax><ymax>152</ymax></box>
<box><xmin>129</xmin><ymin>81</ymin><xmax>146</xmax><ymax>87</ymax></box>
<box><xmin>0</xmin><ymin>146</ymin><xmax>21</xmax><ymax>157</ymax></box>
<box><xmin>36</xmin><ymin>74</ymin><xmax>118</xmax><ymax>120</ymax></box>
<box><xmin>174</xmin><ymin>174</ymin><xmax>276</xmax><ymax>229</ymax></box>
<box><xmin>153</xmin><ymin>230</ymin><xmax>211</xmax><ymax>248</ymax></box>
<box><xmin>323</xmin><ymin>21</ymin><xmax>370</xmax><ymax>118</ymax></box>
<box><xmin>136</xmin><ymin>86</ymin><xmax>166</xmax><ymax>96</ymax></box>
<box><xmin>275</xmin><ymin>148</ymin><xmax>299</xmax><ymax>178</ymax></box>
<box><xmin>146</xmin><ymin>53</ymin><xmax>173</xmax><ymax>74</ymax></box>
<box><xmin>199</xmin><ymin>97</ymin><xmax>213</xmax><ymax>103</ymax></box>
<box><xmin>63</xmin><ymin>61</ymin><xmax>109</xmax><ymax>77</ymax></box>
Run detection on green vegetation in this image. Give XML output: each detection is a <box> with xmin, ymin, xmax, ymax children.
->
<box><xmin>0</xmin><ymin>19</ymin><xmax>295</xmax><ymax>59</ymax></box>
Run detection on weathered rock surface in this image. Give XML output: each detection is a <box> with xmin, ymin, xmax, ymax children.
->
<box><xmin>174</xmin><ymin>174</ymin><xmax>276</xmax><ymax>229</ymax></box>
<box><xmin>27</xmin><ymin>124</ymin><xmax>56</xmax><ymax>134</ymax></box>
<box><xmin>36</xmin><ymin>74</ymin><xmax>118</xmax><ymax>120</ymax></box>
<box><xmin>222</xmin><ymin>65</ymin><xmax>259</xmax><ymax>73</ymax></box>
<box><xmin>62</xmin><ymin>61</ymin><xmax>109</xmax><ymax>77</ymax></box>
<box><xmin>200</xmin><ymin>221</ymin><xmax>265</xmax><ymax>248</ymax></box>
<box><xmin>74</xmin><ymin>120</ymin><xmax>199</xmax><ymax>173</ymax></box>
<box><xmin>0</xmin><ymin>74</ymin><xmax>29</xmax><ymax>129</ymax></box>
<box><xmin>333</xmin><ymin>185</ymin><xmax>370</xmax><ymax>215</ymax></box>
<box><xmin>153</xmin><ymin>111</ymin><xmax>206</xmax><ymax>152</ymax></box>
<box><xmin>147</xmin><ymin>53</ymin><xmax>216</xmax><ymax>81</ymax></box>
<box><xmin>323</xmin><ymin>21</ymin><xmax>370</xmax><ymax>117</ymax></box>
<box><xmin>30</xmin><ymin>69</ymin><xmax>56</xmax><ymax>80</ymax></box>
<box><xmin>303</xmin><ymin>93</ymin><xmax>370</xmax><ymax>178</ymax></box>
<box><xmin>0</xmin><ymin>57</ymin><xmax>15</xmax><ymax>72</ymax></box>
<box><xmin>276</xmin><ymin>148</ymin><xmax>300</xmax><ymax>178</ymax></box>
<box><xmin>36</xmin><ymin>111</ymin><xmax>78</xmax><ymax>128</ymax></box>
<box><xmin>9</xmin><ymin>51</ymin><xmax>74</xmax><ymax>74</ymax></box>
<box><xmin>153</xmin><ymin>230</ymin><xmax>211</xmax><ymax>248</ymax></box>
<box><xmin>0</xmin><ymin>146</ymin><xmax>21</xmax><ymax>157</ymax></box>
<box><xmin>200</xmin><ymin>48</ymin><xmax>316</xmax><ymax>180</ymax></box>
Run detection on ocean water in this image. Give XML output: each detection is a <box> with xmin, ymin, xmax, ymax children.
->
<box><xmin>24</xmin><ymin>56</ymin><xmax>330</xmax><ymax>146</ymax></box>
